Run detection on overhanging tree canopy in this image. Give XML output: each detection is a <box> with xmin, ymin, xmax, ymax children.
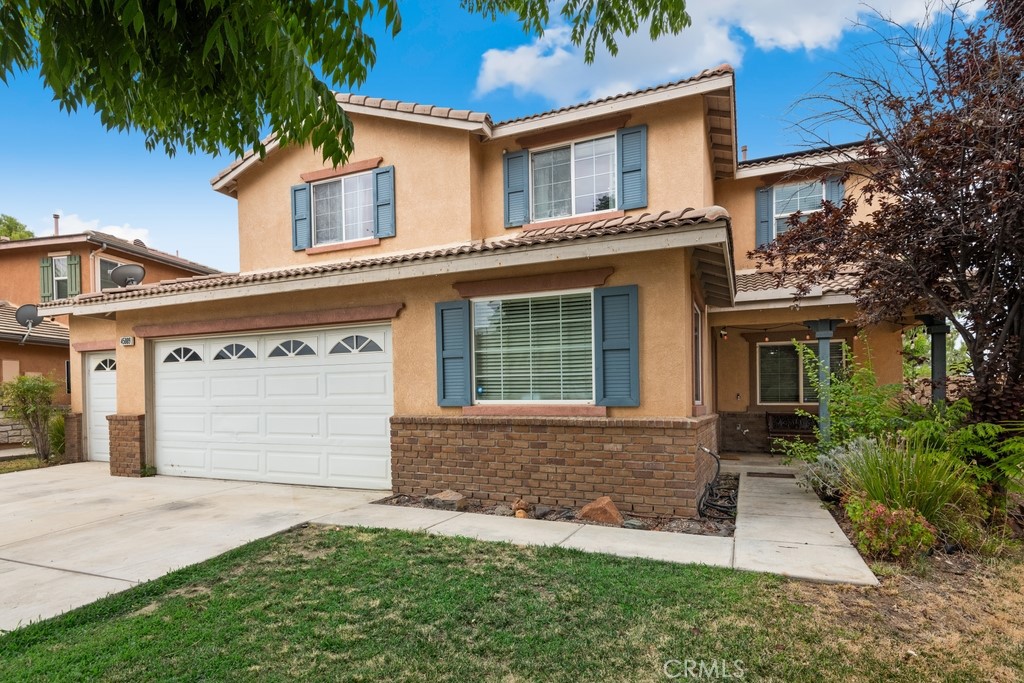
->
<box><xmin>0</xmin><ymin>0</ymin><xmax>690</xmax><ymax>166</ymax></box>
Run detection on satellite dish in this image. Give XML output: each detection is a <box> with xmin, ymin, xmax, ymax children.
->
<box><xmin>15</xmin><ymin>304</ymin><xmax>43</xmax><ymax>328</ymax></box>
<box><xmin>110</xmin><ymin>264</ymin><xmax>146</xmax><ymax>287</ymax></box>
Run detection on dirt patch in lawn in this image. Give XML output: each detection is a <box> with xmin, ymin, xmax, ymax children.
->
<box><xmin>786</xmin><ymin>551</ymin><xmax>1024</xmax><ymax>681</ymax></box>
<box><xmin>373</xmin><ymin>473</ymin><xmax>738</xmax><ymax>537</ymax></box>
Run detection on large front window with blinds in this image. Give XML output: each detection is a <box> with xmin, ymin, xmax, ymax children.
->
<box><xmin>312</xmin><ymin>172</ymin><xmax>375</xmax><ymax>245</ymax></box>
<box><xmin>473</xmin><ymin>292</ymin><xmax>593</xmax><ymax>402</ymax></box>
<box><xmin>531</xmin><ymin>136</ymin><xmax>616</xmax><ymax>221</ymax></box>
<box><xmin>758</xmin><ymin>342</ymin><xmax>845</xmax><ymax>404</ymax></box>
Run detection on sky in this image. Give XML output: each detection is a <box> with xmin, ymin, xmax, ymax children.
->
<box><xmin>0</xmin><ymin>1</ymin><xmax>978</xmax><ymax>273</ymax></box>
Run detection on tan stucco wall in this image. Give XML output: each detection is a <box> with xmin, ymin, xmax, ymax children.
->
<box><xmin>0</xmin><ymin>341</ymin><xmax>70</xmax><ymax>404</ymax></box>
<box><xmin>236</xmin><ymin>114</ymin><xmax>476</xmax><ymax>272</ymax></box>
<box><xmin>73</xmin><ymin>250</ymin><xmax>704</xmax><ymax>420</ymax></box>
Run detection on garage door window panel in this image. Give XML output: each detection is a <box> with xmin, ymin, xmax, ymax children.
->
<box><xmin>330</xmin><ymin>334</ymin><xmax>383</xmax><ymax>354</ymax></box>
<box><xmin>164</xmin><ymin>347</ymin><xmax>203</xmax><ymax>363</ymax></box>
<box><xmin>94</xmin><ymin>358</ymin><xmax>116</xmax><ymax>371</ymax></box>
<box><xmin>269</xmin><ymin>339</ymin><xmax>316</xmax><ymax>358</ymax></box>
<box><xmin>214</xmin><ymin>343</ymin><xmax>256</xmax><ymax>360</ymax></box>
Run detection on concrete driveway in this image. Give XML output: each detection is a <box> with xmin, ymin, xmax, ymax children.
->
<box><xmin>0</xmin><ymin>462</ymin><xmax>382</xmax><ymax>631</ymax></box>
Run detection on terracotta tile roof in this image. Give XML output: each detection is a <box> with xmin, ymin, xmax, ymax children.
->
<box><xmin>494</xmin><ymin>64</ymin><xmax>734</xmax><ymax>126</ymax></box>
<box><xmin>736</xmin><ymin>271</ymin><xmax>859</xmax><ymax>295</ymax></box>
<box><xmin>334</xmin><ymin>94</ymin><xmax>492</xmax><ymax>125</ymax></box>
<box><xmin>45</xmin><ymin>206</ymin><xmax>731</xmax><ymax>309</ymax></box>
<box><xmin>0</xmin><ymin>301</ymin><xmax>69</xmax><ymax>345</ymax></box>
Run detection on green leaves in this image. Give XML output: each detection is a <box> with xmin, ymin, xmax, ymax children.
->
<box><xmin>1</xmin><ymin>1</ymin><xmax>691</xmax><ymax>167</ymax></box>
<box><xmin>0</xmin><ymin>214</ymin><xmax>33</xmax><ymax>240</ymax></box>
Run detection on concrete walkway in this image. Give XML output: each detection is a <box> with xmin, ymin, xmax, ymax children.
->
<box><xmin>318</xmin><ymin>470</ymin><xmax>878</xmax><ymax>586</ymax></box>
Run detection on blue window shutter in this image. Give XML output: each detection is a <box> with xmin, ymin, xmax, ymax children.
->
<box><xmin>503</xmin><ymin>150</ymin><xmax>530</xmax><ymax>227</ymax></box>
<box><xmin>617</xmin><ymin>125</ymin><xmax>647</xmax><ymax>210</ymax></box>
<box><xmin>67</xmin><ymin>254</ymin><xmax>81</xmax><ymax>297</ymax></box>
<box><xmin>435</xmin><ymin>300</ymin><xmax>472</xmax><ymax>406</ymax></box>
<box><xmin>291</xmin><ymin>184</ymin><xmax>312</xmax><ymax>251</ymax></box>
<box><xmin>39</xmin><ymin>257</ymin><xmax>53</xmax><ymax>302</ymax></box>
<box><xmin>755</xmin><ymin>186</ymin><xmax>773</xmax><ymax>247</ymax></box>
<box><xmin>594</xmin><ymin>285</ymin><xmax>639</xmax><ymax>407</ymax></box>
<box><xmin>825</xmin><ymin>175</ymin><xmax>845</xmax><ymax>206</ymax></box>
<box><xmin>373</xmin><ymin>165</ymin><xmax>396</xmax><ymax>238</ymax></box>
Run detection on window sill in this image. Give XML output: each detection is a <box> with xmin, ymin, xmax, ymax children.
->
<box><xmin>520</xmin><ymin>210</ymin><xmax>625</xmax><ymax>232</ymax></box>
<box><xmin>306</xmin><ymin>237</ymin><xmax>380</xmax><ymax>255</ymax></box>
<box><xmin>462</xmin><ymin>405</ymin><xmax>608</xmax><ymax>417</ymax></box>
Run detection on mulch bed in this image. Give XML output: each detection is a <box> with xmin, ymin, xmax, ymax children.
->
<box><xmin>373</xmin><ymin>473</ymin><xmax>738</xmax><ymax>537</ymax></box>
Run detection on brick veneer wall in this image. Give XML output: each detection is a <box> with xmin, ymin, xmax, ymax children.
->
<box><xmin>107</xmin><ymin>414</ymin><xmax>146</xmax><ymax>477</ymax></box>
<box><xmin>391</xmin><ymin>415</ymin><xmax>719</xmax><ymax>518</ymax></box>
<box><xmin>65</xmin><ymin>412</ymin><xmax>83</xmax><ymax>462</ymax></box>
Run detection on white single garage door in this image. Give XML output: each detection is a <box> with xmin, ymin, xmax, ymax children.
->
<box><xmin>86</xmin><ymin>352</ymin><xmax>117</xmax><ymax>462</ymax></box>
<box><xmin>153</xmin><ymin>325</ymin><xmax>393</xmax><ymax>489</ymax></box>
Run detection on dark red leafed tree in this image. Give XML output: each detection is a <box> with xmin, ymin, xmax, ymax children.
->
<box><xmin>753</xmin><ymin>0</ymin><xmax>1024</xmax><ymax>424</ymax></box>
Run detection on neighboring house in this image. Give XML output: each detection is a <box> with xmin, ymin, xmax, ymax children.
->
<box><xmin>45</xmin><ymin>65</ymin><xmax>905</xmax><ymax>517</ymax></box>
<box><xmin>0</xmin><ymin>231</ymin><xmax>218</xmax><ymax>447</ymax></box>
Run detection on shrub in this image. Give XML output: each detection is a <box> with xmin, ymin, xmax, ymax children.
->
<box><xmin>845</xmin><ymin>493</ymin><xmax>937</xmax><ymax>563</ymax></box>
<box><xmin>49</xmin><ymin>413</ymin><xmax>65</xmax><ymax>457</ymax></box>
<box><xmin>1</xmin><ymin>375</ymin><xmax>58</xmax><ymax>461</ymax></box>
<box><xmin>802</xmin><ymin>437</ymin><xmax>873</xmax><ymax>502</ymax></box>
<box><xmin>775</xmin><ymin>341</ymin><xmax>902</xmax><ymax>463</ymax></box>
<box><xmin>840</xmin><ymin>434</ymin><xmax>971</xmax><ymax>534</ymax></box>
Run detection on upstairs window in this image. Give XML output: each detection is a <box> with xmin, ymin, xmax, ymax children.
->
<box><xmin>51</xmin><ymin>256</ymin><xmax>69</xmax><ymax>299</ymax></box>
<box><xmin>531</xmin><ymin>136</ymin><xmax>617</xmax><ymax>221</ymax></box>
<box><xmin>312</xmin><ymin>172</ymin><xmax>374</xmax><ymax>245</ymax></box>
<box><xmin>773</xmin><ymin>180</ymin><xmax>825</xmax><ymax>237</ymax></box>
<box><xmin>98</xmin><ymin>258</ymin><xmax>123</xmax><ymax>290</ymax></box>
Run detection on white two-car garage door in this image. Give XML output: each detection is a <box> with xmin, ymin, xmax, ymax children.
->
<box><xmin>153</xmin><ymin>325</ymin><xmax>393</xmax><ymax>489</ymax></box>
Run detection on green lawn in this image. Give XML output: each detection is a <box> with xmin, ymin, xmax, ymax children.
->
<box><xmin>0</xmin><ymin>457</ymin><xmax>41</xmax><ymax>475</ymax></box>
<box><xmin>1</xmin><ymin>526</ymin><xmax>1020</xmax><ymax>682</ymax></box>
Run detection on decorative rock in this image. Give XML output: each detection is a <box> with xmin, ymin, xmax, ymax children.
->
<box><xmin>512</xmin><ymin>498</ymin><xmax>529</xmax><ymax>513</ymax></box>
<box><xmin>514</xmin><ymin>509</ymin><xmax>528</xmax><ymax>519</ymax></box>
<box><xmin>493</xmin><ymin>505</ymin><xmax>514</xmax><ymax>516</ymax></box>
<box><xmin>534</xmin><ymin>505</ymin><xmax>553</xmax><ymax>518</ymax></box>
<box><xmin>578</xmin><ymin>496</ymin><xmax>625</xmax><ymax>526</ymax></box>
<box><xmin>623</xmin><ymin>518</ymin><xmax>648</xmax><ymax>530</ymax></box>
<box><xmin>423</xmin><ymin>489</ymin><xmax>467</xmax><ymax>511</ymax></box>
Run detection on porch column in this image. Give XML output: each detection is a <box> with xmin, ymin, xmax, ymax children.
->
<box><xmin>918</xmin><ymin>314</ymin><xmax>950</xmax><ymax>405</ymax></box>
<box><xmin>803</xmin><ymin>319</ymin><xmax>843</xmax><ymax>445</ymax></box>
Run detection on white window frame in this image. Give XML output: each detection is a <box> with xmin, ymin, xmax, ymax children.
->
<box><xmin>529</xmin><ymin>134</ymin><xmax>617</xmax><ymax>222</ymax></box>
<box><xmin>51</xmin><ymin>255</ymin><xmax>69</xmax><ymax>299</ymax></box>
<box><xmin>311</xmin><ymin>170</ymin><xmax>374</xmax><ymax>247</ymax></box>
<box><xmin>756</xmin><ymin>341</ymin><xmax>844</xmax><ymax>406</ymax></box>
<box><xmin>96</xmin><ymin>256</ymin><xmax>124</xmax><ymax>291</ymax></box>
<box><xmin>471</xmin><ymin>288</ymin><xmax>596</xmax><ymax>405</ymax></box>
<box><xmin>692</xmin><ymin>303</ymin><xmax>703</xmax><ymax>405</ymax></box>
<box><xmin>772</xmin><ymin>180</ymin><xmax>825</xmax><ymax>239</ymax></box>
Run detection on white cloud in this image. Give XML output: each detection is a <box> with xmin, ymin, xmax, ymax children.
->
<box><xmin>49</xmin><ymin>211</ymin><xmax>152</xmax><ymax>245</ymax></box>
<box><xmin>475</xmin><ymin>0</ymin><xmax>980</xmax><ymax>106</ymax></box>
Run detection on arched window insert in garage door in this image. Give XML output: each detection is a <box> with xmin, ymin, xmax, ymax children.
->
<box><xmin>213</xmin><ymin>343</ymin><xmax>256</xmax><ymax>360</ymax></box>
<box><xmin>268</xmin><ymin>339</ymin><xmax>316</xmax><ymax>358</ymax></box>
<box><xmin>163</xmin><ymin>347</ymin><xmax>202</xmax><ymax>363</ymax></box>
<box><xmin>330</xmin><ymin>335</ymin><xmax>382</xmax><ymax>354</ymax></box>
<box><xmin>94</xmin><ymin>358</ymin><xmax>116</xmax><ymax>371</ymax></box>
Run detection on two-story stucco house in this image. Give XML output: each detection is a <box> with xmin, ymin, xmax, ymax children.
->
<box><xmin>45</xmin><ymin>65</ymin><xmax>904</xmax><ymax>516</ymax></box>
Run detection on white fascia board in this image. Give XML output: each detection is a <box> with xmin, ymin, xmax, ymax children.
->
<box><xmin>734</xmin><ymin>151</ymin><xmax>864</xmax><ymax>180</ymax></box>
<box><xmin>47</xmin><ymin>224</ymin><xmax>730</xmax><ymax>316</ymax></box>
<box><xmin>490</xmin><ymin>75</ymin><xmax>733</xmax><ymax>140</ymax></box>
<box><xmin>707</xmin><ymin>292</ymin><xmax>855</xmax><ymax>313</ymax></box>
<box><xmin>211</xmin><ymin>137</ymin><xmax>282</xmax><ymax>193</ymax></box>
